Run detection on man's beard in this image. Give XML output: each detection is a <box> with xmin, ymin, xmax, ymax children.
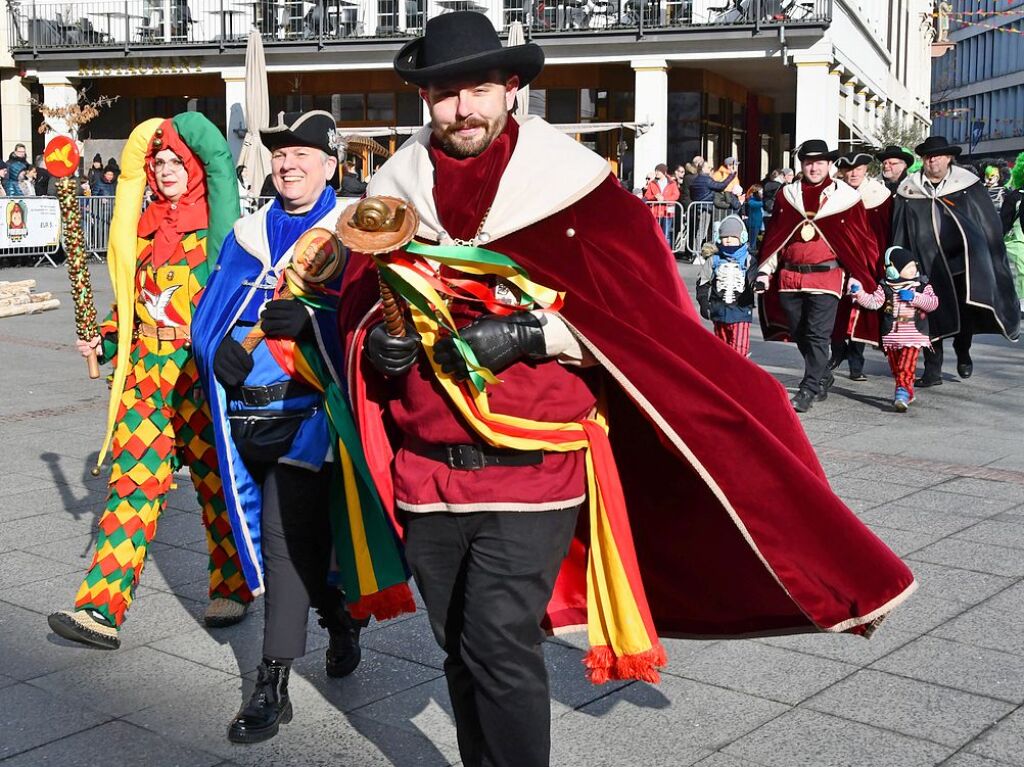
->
<box><xmin>434</xmin><ymin>111</ymin><xmax>507</xmax><ymax>159</ymax></box>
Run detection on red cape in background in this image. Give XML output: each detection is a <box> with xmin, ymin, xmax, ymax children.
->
<box><xmin>340</xmin><ymin>174</ymin><xmax>915</xmax><ymax>639</ymax></box>
<box><xmin>758</xmin><ymin>182</ymin><xmax>881</xmax><ymax>342</ymax></box>
<box><xmin>833</xmin><ymin>188</ymin><xmax>892</xmax><ymax>347</ymax></box>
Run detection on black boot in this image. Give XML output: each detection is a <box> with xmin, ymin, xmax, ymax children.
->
<box><xmin>323</xmin><ymin>608</ymin><xmax>364</xmax><ymax>678</ymax></box>
<box><xmin>228</xmin><ymin>658</ymin><xmax>292</xmax><ymax>744</ymax></box>
<box><xmin>791</xmin><ymin>388</ymin><xmax>815</xmax><ymax>413</ymax></box>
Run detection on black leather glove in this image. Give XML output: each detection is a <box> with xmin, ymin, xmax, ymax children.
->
<box><xmin>214</xmin><ymin>337</ymin><xmax>254</xmax><ymax>388</ymax></box>
<box><xmin>261</xmin><ymin>299</ymin><xmax>313</xmax><ymax>340</ymax></box>
<box><xmin>365</xmin><ymin>322</ymin><xmax>421</xmax><ymax>377</ymax></box>
<box><xmin>434</xmin><ymin>313</ymin><xmax>547</xmax><ymax>381</ymax></box>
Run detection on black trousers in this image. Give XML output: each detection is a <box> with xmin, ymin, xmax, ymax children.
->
<box><xmin>779</xmin><ymin>291</ymin><xmax>840</xmax><ymax>395</ymax></box>
<box><xmin>830</xmin><ymin>339</ymin><xmax>865</xmax><ymax>375</ymax></box>
<box><xmin>249</xmin><ymin>461</ymin><xmax>344</xmax><ymax>661</ymax></box>
<box><xmin>923</xmin><ymin>274</ymin><xmax>974</xmax><ymax>378</ymax></box>
<box><xmin>404</xmin><ymin>508</ymin><xmax>580</xmax><ymax>767</ymax></box>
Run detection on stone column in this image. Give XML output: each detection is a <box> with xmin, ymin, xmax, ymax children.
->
<box><xmin>631</xmin><ymin>58</ymin><xmax>668</xmax><ymax>191</ymax></box>
<box><xmin>793</xmin><ymin>55</ymin><xmax>839</xmax><ymax>150</ymax></box>
<box><xmin>0</xmin><ymin>74</ymin><xmax>33</xmax><ymax>154</ymax></box>
<box><xmin>222</xmin><ymin>68</ymin><xmax>246</xmax><ymax>161</ymax></box>
<box><xmin>39</xmin><ymin>76</ymin><xmax>78</xmax><ymax>144</ymax></box>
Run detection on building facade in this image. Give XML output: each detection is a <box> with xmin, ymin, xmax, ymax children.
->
<box><xmin>931</xmin><ymin>0</ymin><xmax>1024</xmax><ymax>160</ymax></box>
<box><xmin>5</xmin><ymin>0</ymin><xmax>933</xmax><ymax>187</ymax></box>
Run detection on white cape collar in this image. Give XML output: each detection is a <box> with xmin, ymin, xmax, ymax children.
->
<box><xmin>367</xmin><ymin>116</ymin><xmax>611</xmax><ymax>244</ymax></box>
<box><xmin>897</xmin><ymin>165</ymin><xmax>980</xmax><ymax>200</ymax></box>
<box><xmin>233</xmin><ymin>197</ymin><xmax>347</xmax><ymax>269</ymax></box>
<box><xmin>857</xmin><ymin>177</ymin><xmax>891</xmax><ymax>210</ymax></box>
<box><xmin>782</xmin><ymin>178</ymin><xmax>861</xmax><ymax>221</ymax></box>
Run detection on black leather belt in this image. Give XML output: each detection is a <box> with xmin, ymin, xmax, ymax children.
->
<box><xmin>231</xmin><ymin>381</ymin><xmax>315</xmax><ymax>408</ymax></box>
<box><xmin>781</xmin><ymin>260</ymin><xmax>839</xmax><ymax>273</ymax></box>
<box><xmin>411</xmin><ymin>442</ymin><xmax>544</xmax><ymax>471</ymax></box>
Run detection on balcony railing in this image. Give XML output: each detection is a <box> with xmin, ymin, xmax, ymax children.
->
<box><xmin>7</xmin><ymin>0</ymin><xmax>830</xmax><ymax>53</ymax></box>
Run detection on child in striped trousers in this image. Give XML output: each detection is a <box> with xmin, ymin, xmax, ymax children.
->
<box><xmin>696</xmin><ymin>215</ymin><xmax>755</xmax><ymax>357</ymax></box>
<box><xmin>848</xmin><ymin>246</ymin><xmax>939</xmax><ymax>412</ymax></box>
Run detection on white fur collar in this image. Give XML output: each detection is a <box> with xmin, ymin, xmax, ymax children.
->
<box><xmin>233</xmin><ymin>197</ymin><xmax>347</xmax><ymax>269</ymax></box>
<box><xmin>366</xmin><ymin>116</ymin><xmax>611</xmax><ymax>244</ymax></box>
<box><xmin>897</xmin><ymin>165</ymin><xmax>980</xmax><ymax>200</ymax></box>
<box><xmin>782</xmin><ymin>178</ymin><xmax>861</xmax><ymax>221</ymax></box>
<box><xmin>857</xmin><ymin>177</ymin><xmax>890</xmax><ymax>210</ymax></box>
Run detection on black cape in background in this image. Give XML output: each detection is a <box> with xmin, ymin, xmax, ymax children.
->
<box><xmin>891</xmin><ymin>170</ymin><xmax>1020</xmax><ymax>342</ymax></box>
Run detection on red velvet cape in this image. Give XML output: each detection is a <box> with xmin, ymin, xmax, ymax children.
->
<box><xmin>833</xmin><ymin>194</ymin><xmax>893</xmax><ymax>347</ymax></box>
<box><xmin>758</xmin><ymin>183</ymin><xmax>880</xmax><ymax>342</ymax></box>
<box><xmin>340</xmin><ymin>174</ymin><xmax>915</xmax><ymax>639</ymax></box>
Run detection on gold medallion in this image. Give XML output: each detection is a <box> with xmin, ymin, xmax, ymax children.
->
<box><xmin>800</xmin><ymin>222</ymin><xmax>815</xmax><ymax>242</ymax></box>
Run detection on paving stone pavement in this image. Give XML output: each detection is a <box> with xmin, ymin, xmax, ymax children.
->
<box><xmin>1</xmin><ymin>261</ymin><xmax>1023</xmax><ymax>767</ymax></box>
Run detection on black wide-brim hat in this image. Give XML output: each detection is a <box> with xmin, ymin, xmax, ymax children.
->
<box><xmin>394</xmin><ymin>11</ymin><xmax>545</xmax><ymax>88</ymax></box>
<box><xmin>915</xmin><ymin>136</ymin><xmax>962</xmax><ymax>158</ymax></box>
<box><xmin>260</xmin><ymin>110</ymin><xmax>344</xmax><ymax>188</ymax></box>
<box><xmin>875</xmin><ymin>145</ymin><xmax>915</xmax><ymax>165</ymax></box>
<box><xmin>796</xmin><ymin>139</ymin><xmax>839</xmax><ymax>162</ymax></box>
<box><xmin>835</xmin><ymin>151</ymin><xmax>873</xmax><ymax>169</ymax></box>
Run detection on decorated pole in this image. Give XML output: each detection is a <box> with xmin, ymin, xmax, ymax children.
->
<box><xmin>46</xmin><ymin>136</ymin><xmax>100</xmax><ymax>378</ymax></box>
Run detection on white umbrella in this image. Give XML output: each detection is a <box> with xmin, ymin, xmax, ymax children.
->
<box><xmin>506</xmin><ymin>22</ymin><xmax>529</xmax><ymax>117</ymax></box>
<box><xmin>237</xmin><ymin>30</ymin><xmax>271</xmax><ymax>198</ymax></box>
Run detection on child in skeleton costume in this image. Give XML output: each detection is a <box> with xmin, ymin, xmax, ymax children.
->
<box><xmin>847</xmin><ymin>246</ymin><xmax>939</xmax><ymax>412</ymax></box>
<box><xmin>48</xmin><ymin>114</ymin><xmax>253</xmax><ymax>650</ymax></box>
<box><xmin>695</xmin><ymin>215</ymin><xmax>755</xmax><ymax>356</ymax></box>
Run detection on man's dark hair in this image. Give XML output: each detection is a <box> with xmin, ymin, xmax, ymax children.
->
<box><xmin>655</xmin><ymin>163</ymin><xmax>668</xmax><ymax>174</ymax></box>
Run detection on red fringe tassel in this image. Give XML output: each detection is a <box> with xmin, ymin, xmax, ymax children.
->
<box><xmin>583</xmin><ymin>643</ymin><xmax>668</xmax><ymax>685</ymax></box>
<box><xmin>349</xmin><ymin>583</ymin><xmax>417</xmax><ymax>621</ymax></box>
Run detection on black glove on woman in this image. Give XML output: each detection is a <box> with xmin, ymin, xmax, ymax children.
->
<box><xmin>261</xmin><ymin>299</ymin><xmax>313</xmax><ymax>340</ymax></box>
<box><xmin>364</xmin><ymin>322</ymin><xmax>421</xmax><ymax>377</ymax></box>
<box><xmin>214</xmin><ymin>337</ymin><xmax>254</xmax><ymax>388</ymax></box>
<box><xmin>434</xmin><ymin>313</ymin><xmax>547</xmax><ymax>381</ymax></box>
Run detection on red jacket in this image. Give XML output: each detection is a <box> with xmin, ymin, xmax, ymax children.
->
<box><xmin>643</xmin><ymin>178</ymin><xmax>680</xmax><ymax>218</ymax></box>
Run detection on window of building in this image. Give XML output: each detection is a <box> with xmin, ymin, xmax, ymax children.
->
<box><xmin>397</xmin><ymin>92</ymin><xmax>421</xmax><ymax>125</ymax></box>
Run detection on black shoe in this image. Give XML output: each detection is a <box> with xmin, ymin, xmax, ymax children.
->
<box><xmin>323</xmin><ymin>606</ymin><xmax>365</xmax><ymax>678</ymax></box>
<box><xmin>914</xmin><ymin>375</ymin><xmax>943</xmax><ymax>388</ymax></box>
<box><xmin>849</xmin><ymin>370</ymin><xmax>867</xmax><ymax>382</ymax></box>
<box><xmin>957</xmin><ymin>358</ymin><xmax>973</xmax><ymax>379</ymax></box>
<box><xmin>791</xmin><ymin>389</ymin><xmax>815</xmax><ymax>413</ymax></box>
<box><xmin>228</xmin><ymin>659</ymin><xmax>292</xmax><ymax>744</ymax></box>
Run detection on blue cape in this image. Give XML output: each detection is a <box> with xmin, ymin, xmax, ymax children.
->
<box><xmin>191</xmin><ymin>191</ymin><xmax>348</xmax><ymax>594</ymax></box>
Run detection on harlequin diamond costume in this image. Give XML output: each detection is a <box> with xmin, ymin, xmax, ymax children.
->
<box><xmin>339</xmin><ymin>14</ymin><xmax>916</xmax><ymax>767</ymax></box>
<box><xmin>48</xmin><ymin>114</ymin><xmax>253</xmax><ymax>650</ymax></box>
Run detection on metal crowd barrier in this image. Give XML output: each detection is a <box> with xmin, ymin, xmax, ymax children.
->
<box><xmin>74</xmin><ymin>196</ymin><xmax>116</xmax><ymax>262</ymax></box>
<box><xmin>684</xmin><ymin>201</ymin><xmax>735</xmax><ymax>260</ymax></box>
<box><xmin>0</xmin><ymin>196</ymin><xmax>63</xmax><ymax>267</ymax></box>
<box><xmin>643</xmin><ymin>200</ymin><xmax>687</xmax><ymax>259</ymax></box>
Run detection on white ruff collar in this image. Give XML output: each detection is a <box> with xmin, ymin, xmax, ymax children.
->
<box><xmin>367</xmin><ymin>116</ymin><xmax>611</xmax><ymax>244</ymax></box>
<box><xmin>782</xmin><ymin>178</ymin><xmax>861</xmax><ymax>221</ymax></box>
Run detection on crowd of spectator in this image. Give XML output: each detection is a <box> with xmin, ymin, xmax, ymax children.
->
<box><xmin>1</xmin><ymin>144</ymin><xmax>121</xmax><ymax>198</ymax></box>
<box><xmin>640</xmin><ymin>155</ymin><xmax>798</xmax><ymax>258</ymax></box>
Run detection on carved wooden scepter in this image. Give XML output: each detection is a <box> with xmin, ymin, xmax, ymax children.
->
<box><xmin>335</xmin><ymin>196</ymin><xmax>419</xmax><ymax>337</ymax></box>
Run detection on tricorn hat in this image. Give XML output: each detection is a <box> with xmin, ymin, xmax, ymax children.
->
<box><xmin>796</xmin><ymin>139</ymin><xmax>839</xmax><ymax>162</ymax></box>
<box><xmin>914</xmin><ymin>136</ymin><xmax>962</xmax><ymax>158</ymax></box>
<box><xmin>260</xmin><ymin>110</ymin><xmax>344</xmax><ymax>188</ymax></box>
<box><xmin>835</xmin><ymin>151</ymin><xmax>873</xmax><ymax>169</ymax></box>
<box><xmin>875</xmin><ymin>145</ymin><xmax>914</xmax><ymax>165</ymax></box>
<box><xmin>394</xmin><ymin>11</ymin><xmax>545</xmax><ymax>88</ymax></box>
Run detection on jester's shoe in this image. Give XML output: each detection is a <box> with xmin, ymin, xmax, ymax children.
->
<box><xmin>204</xmin><ymin>598</ymin><xmax>250</xmax><ymax>628</ymax></box>
<box><xmin>47</xmin><ymin>609</ymin><xmax>120</xmax><ymax>650</ymax></box>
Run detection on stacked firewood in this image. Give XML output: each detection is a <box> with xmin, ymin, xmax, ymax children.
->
<box><xmin>0</xmin><ymin>279</ymin><xmax>61</xmax><ymax>318</ymax></box>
